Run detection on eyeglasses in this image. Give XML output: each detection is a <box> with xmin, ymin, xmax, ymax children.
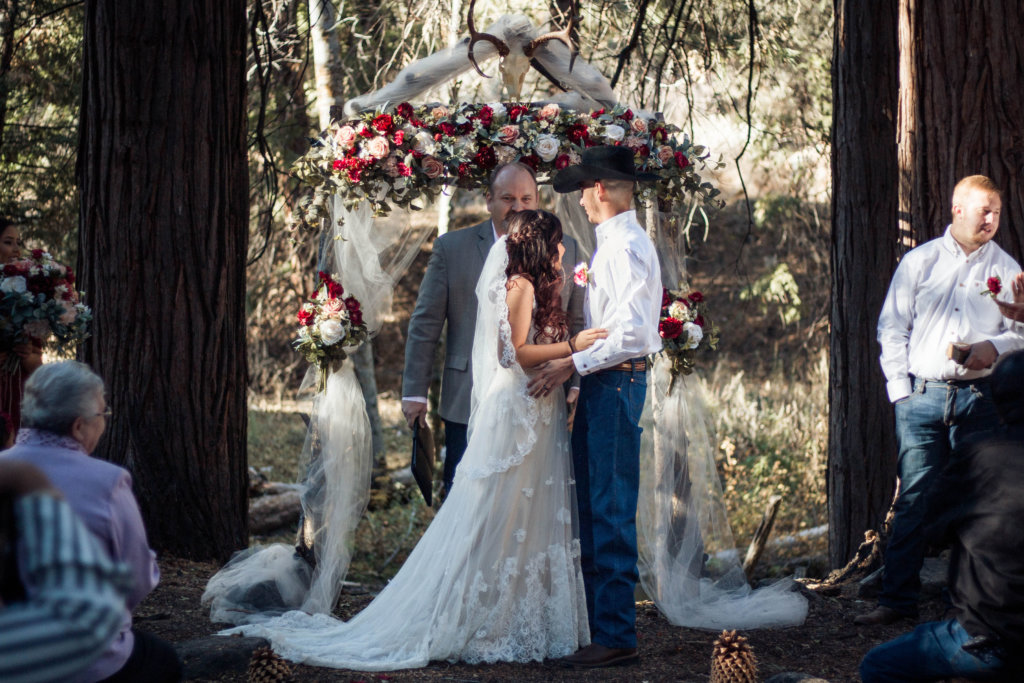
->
<box><xmin>95</xmin><ymin>408</ymin><xmax>112</xmax><ymax>419</ymax></box>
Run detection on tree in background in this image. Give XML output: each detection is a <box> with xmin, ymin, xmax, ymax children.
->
<box><xmin>78</xmin><ymin>0</ymin><xmax>249</xmax><ymax>560</ymax></box>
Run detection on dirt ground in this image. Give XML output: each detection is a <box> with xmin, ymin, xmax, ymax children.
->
<box><xmin>138</xmin><ymin>554</ymin><xmax>946</xmax><ymax>682</ymax></box>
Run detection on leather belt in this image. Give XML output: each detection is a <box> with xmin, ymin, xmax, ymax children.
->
<box><xmin>598</xmin><ymin>358</ymin><xmax>647</xmax><ymax>373</ymax></box>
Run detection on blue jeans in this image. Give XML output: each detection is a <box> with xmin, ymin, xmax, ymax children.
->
<box><xmin>860</xmin><ymin>619</ymin><xmax>1007</xmax><ymax>682</ymax></box>
<box><xmin>441</xmin><ymin>419</ymin><xmax>468</xmax><ymax>494</ymax></box>
<box><xmin>881</xmin><ymin>377</ymin><xmax>998</xmax><ymax>613</ymax></box>
<box><xmin>571</xmin><ymin>365</ymin><xmax>647</xmax><ymax>649</ymax></box>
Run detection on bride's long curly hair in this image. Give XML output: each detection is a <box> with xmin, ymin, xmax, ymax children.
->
<box><xmin>504</xmin><ymin>210</ymin><xmax>568</xmax><ymax>344</ymax></box>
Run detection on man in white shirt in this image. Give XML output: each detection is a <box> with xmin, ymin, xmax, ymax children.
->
<box><xmin>531</xmin><ymin>146</ymin><xmax>663</xmax><ymax>667</ymax></box>
<box><xmin>859</xmin><ymin>175</ymin><xmax>1024</xmax><ymax>626</ymax></box>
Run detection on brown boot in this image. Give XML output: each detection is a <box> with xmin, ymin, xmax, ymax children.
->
<box><xmin>556</xmin><ymin>643</ymin><xmax>639</xmax><ymax>668</ymax></box>
<box><xmin>854</xmin><ymin>605</ymin><xmax>914</xmax><ymax>626</ymax></box>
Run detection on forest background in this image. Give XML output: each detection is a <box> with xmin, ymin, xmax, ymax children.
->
<box><xmin>1</xmin><ymin>0</ymin><xmax>834</xmax><ymax>571</ymax></box>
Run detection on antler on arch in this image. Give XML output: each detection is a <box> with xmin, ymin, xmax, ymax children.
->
<box><xmin>524</xmin><ymin>1</ymin><xmax>579</xmax><ymax>73</ymax></box>
<box><xmin>466</xmin><ymin>0</ymin><xmax>510</xmax><ymax>79</ymax></box>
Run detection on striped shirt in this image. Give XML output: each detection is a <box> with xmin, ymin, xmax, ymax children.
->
<box><xmin>0</xmin><ymin>494</ymin><xmax>130</xmax><ymax>683</ymax></box>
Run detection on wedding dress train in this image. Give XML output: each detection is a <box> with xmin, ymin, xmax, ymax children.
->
<box><xmin>222</xmin><ymin>237</ymin><xmax>589</xmax><ymax>670</ymax></box>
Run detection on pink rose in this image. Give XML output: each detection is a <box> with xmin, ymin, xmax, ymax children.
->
<box><xmin>323</xmin><ymin>297</ymin><xmax>345</xmax><ymax>315</ymax></box>
<box><xmin>430</xmin><ymin>106</ymin><xmax>450</xmax><ymax>120</ymax></box>
<box><xmin>630</xmin><ymin>117</ymin><xmax>648</xmax><ymax>134</ymax></box>
<box><xmin>495</xmin><ymin>144</ymin><xmax>518</xmax><ymax>164</ymax></box>
<box><xmin>624</xmin><ymin>135</ymin><xmax>645</xmax><ymax>150</ymax></box>
<box><xmin>539</xmin><ymin>103</ymin><xmax>561</xmax><ymax>120</ymax></box>
<box><xmin>365</xmin><ymin>136</ymin><xmax>390</xmax><ymax>159</ymax></box>
<box><xmin>498</xmin><ymin>124</ymin><xmax>519</xmax><ymax>145</ymax></box>
<box><xmin>421</xmin><ymin>156</ymin><xmax>444</xmax><ymax>178</ymax></box>
<box><xmin>334</xmin><ymin>125</ymin><xmax>357</xmax><ymax>150</ymax></box>
<box><xmin>657</xmin><ymin>145</ymin><xmax>674</xmax><ymax>164</ymax></box>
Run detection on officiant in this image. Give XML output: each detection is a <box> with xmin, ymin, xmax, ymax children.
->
<box><xmin>402</xmin><ymin>162</ymin><xmax>588</xmax><ymax>495</ymax></box>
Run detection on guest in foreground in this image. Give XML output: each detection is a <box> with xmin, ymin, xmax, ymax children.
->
<box><xmin>0</xmin><ymin>361</ymin><xmax>181</xmax><ymax>683</ymax></box>
<box><xmin>0</xmin><ymin>459</ymin><xmax>132</xmax><ymax>683</ymax></box>
<box><xmin>860</xmin><ymin>350</ymin><xmax>1024</xmax><ymax>681</ymax></box>
<box><xmin>861</xmin><ymin>175</ymin><xmax>1024</xmax><ymax>626</ymax></box>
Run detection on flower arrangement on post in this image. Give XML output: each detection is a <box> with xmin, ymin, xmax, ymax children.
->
<box><xmin>291</xmin><ymin>101</ymin><xmax>723</xmax><ymax>233</ymax></box>
<box><xmin>0</xmin><ymin>249</ymin><xmax>92</xmax><ymax>371</ymax></box>
<box><xmin>294</xmin><ymin>271</ymin><xmax>369</xmax><ymax>392</ymax></box>
<box><xmin>656</xmin><ymin>285</ymin><xmax>718</xmax><ymax>390</ymax></box>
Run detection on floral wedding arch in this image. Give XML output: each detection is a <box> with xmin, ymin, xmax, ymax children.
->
<box><xmin>204</xmin><ymin>16</ymin><xmax>806</xmax><ymax>632</ymax></box>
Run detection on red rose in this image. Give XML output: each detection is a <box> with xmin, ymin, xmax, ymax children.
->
<box><xmin>474</xmin><ymin>145</ymin><xmax>497</xmax><ymax>170</ymax></box>
<box><xmin>650</xmin><ymin>125</ymin><xmax>666</xmax><ymax>142</ymax></box>
<box><xmin>636</xmin><ymin>145</ymin><xmax>650</xmax><ymax>159</ymax></box>
<box><xmin>297</xmin><ymin>308</ymin><xmax>315</xmax><ymax>326</ymax></box>
<box><xmin>333</xmin><ymin>159</ymin><xmax>344</xmax><ymax>171</ymax></box>
<box><xmin>620</xmin><ymin>109</ymin><xmax>634</xmax><ymax>121</ymax></box>
<box><xmin>392</xmin><ymin>130</ymin><xmax>405</xmax><ymax>146</ymax></box>
<box><xmin>477</xmin><ymin>105</ymin><xmax>494</xmax><ymax>127</ymax></box>
<box><xmin>318</xmin><ymin>270</ymin><xmax>331</xmax><ymax>283</ymax></box>
<box><xmin>590</xmin><ymin>108</ymin><xmax>606</xmax><ymax>118</ymax></box>
<box><xmin>659</xmin><ymin>317</ymin><xmax>684</xmax><ymax>339</ymax></box>
<box><xmin>358</xmin><ymin>124</ymin><xmax>374</xmax><ymax>138</ymax></box>
<box><xmin>31</xmin><ymin>249</ymin><xmax>44</xmax><ymax>260</ymax></box>
<box><xmin>508</xmin><ymin>105</ymin><xmax>528</xmax><ymax>122</ymax></box>
<box><xmin>567</xmin><ymin>123</ymin><xmax>589</xmax><ymax>144</ymax></box>
<box><xmin>346</xmin><ymin>167</ymin><xmax>361</xmax><ymax>183</ymax></box>
<box><xmin>397</xmin><ymin>162</ymin><xmax>412</xmax><ymax>177</ymax></box>
<box><xmin>555</xmin><ymin>154</ymin><xmax>571</xmax><ymax>169</ymax></box>
<box><xmin>327</xmin><ymin>281</ymin><xmax>344</xmax><ymax>298</ymax></box>
<box><xmin>396</xmin><ymin>102</ymin><xmax>414</xmax><ymax>120</ymax></box>
<box><xmin>693</xmin><ymin>315</ymin><xmax>705</xmax><ymax>327</ymax></box>
<box><xmin>987</xmin><ymin>277</ymin><xmax>1002</xmax><ymax>295</ymax></box>
<box><xmin>349</xmin><ymin>308</ymin><xmax>364</xmax><ymax>327</ymax></box>
<box><xmin>438</xmin><ymin>122</ymin><xmax>456</xmax><ymax>137</ymax></box>
<box><xmin>661</xmin><ymin>288</ymin><xmax>671</xmax><ymax>307</ymax></box>
<box><xmin>675</xmin><ymin>151</ymin><xmax>690</xmax><ymax>168</ymax></box>
<box><xmin>519</xmin><ymin>154</ymin><xmax>540</xmax><ymax>171</ymax></box>
<box><xmin>688</xmin><ymin>291</ymin><xmax>704</xmax><ymax>302</ymax></box>
<box><xmin>345</xmin><ymin>296</ymin><xmax>361</xmax><ymax>312</ymax></box>
<box><xmin>372</xmin><ymin>113</ymin><xmax>394</xmax><ymax>133</ymax></box>
<box><xmin>457</xmin><ymin>162</ymin><xmax>471</xmax><ymax>177</ymax></box>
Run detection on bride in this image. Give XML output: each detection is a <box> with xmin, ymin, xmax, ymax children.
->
<box><xmin>224</xmin><ymin>210</ymin><xmax>608</xmax><ymax>670</ymax></box>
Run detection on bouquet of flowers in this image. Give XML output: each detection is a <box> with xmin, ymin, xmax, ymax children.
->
<box><xmin>656</xmin><ymin>285</ymin><xmax>719</xmax><ymax>389</ymax></box>
<box><xmin>0</xmin><ymin>249</ymin><xmax>92</xmax><ymax>370</ymax></box>
<box><xmin>291</xmin><ymin>101</ymin><xmax>723</xmax><ymax>232</ymax></box>
<box><xmin>294</xmin><ymin>271</ymin><xmax>368</xmax><ymax>392</ymax></box>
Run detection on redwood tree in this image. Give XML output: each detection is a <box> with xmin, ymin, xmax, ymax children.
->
<box><xmin>828</xmin><ymin>0</ymin><xmax>900</xmax><ymax>568</ymax></box>
<box><xmin>78</xmin><ymin>0</ymin><xmax>249</xmax><ymax>559</ymax></box>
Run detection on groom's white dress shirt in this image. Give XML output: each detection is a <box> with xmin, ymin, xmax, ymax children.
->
<box><xmin>572</xmin><ymin>209</ymin><xmax>663</xmax><ymax>375</ymax></box>
<box><xmin>877</xmin><ymin>226</ymin><xmax>1024</xmax><ymax>402</ymax></box>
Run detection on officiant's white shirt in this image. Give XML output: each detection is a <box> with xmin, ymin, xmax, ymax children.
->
<box><xmin>572</xmin><ymin>209</ymin><xmax>662</xmax><ymax>375</ymax></box>
<box><xmin>877</xmin><ymin>226</ymin><xmax>1024</xmax><ymax>402</ymax></box>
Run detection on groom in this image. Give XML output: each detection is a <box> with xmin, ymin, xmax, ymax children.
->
<box><xmin>531</xmin><ymin>146</ymin><xmax>663</xmax><ymax>667</ymax></box>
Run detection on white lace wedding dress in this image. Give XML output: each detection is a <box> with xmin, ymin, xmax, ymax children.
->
<box><xmin>222</xmin><ymin>237</ymin><xmax>589</xmax><ymax>670</ymax></box>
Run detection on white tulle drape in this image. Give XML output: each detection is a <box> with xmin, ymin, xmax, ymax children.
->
<box><xmin>203</xmin><ymin>200</ymin><xmax>430</xmax><ymax>625</ymax></box>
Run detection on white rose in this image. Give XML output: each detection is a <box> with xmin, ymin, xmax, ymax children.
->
<box><xmin>487</xmin><ymin>102</ymin><xmax>507</xmax><ymax>119</ymax></box>
<box><xmin>603</xmin><ymin>124</ymin><xmax>626</xmax><ymax>142</ymax></box>
<box><xmin>668</xmin><ymin>301</ymin><xmax>688</xmax><ymax>320</ymax></box>
<box><xmin>0</xmin><ymin>276</ymin><xmax>26</xmax><ymax>293</ymax></box>
<box><xmin>683</xmin><ymin>322</ymin><xmax>703</xmax><ymax>349</ymax></box>
<box><xmin>319</xmin><ymin>318</ymin><xmax>345</xmax><ymax>346</ymax></box>
<box><xmin>533</xmin><ymin>134</ymin><xmax>560</xmax><ymax>162</ymax></box>
<box><xmin>495</xmin><ymin>145</ymin><xmax>517</xmax><ymax>165</ymax></box>
<box><xmin>412</xmin><ymin>130</ymin><xmax>435</xmax><ymax>155</ymax></box>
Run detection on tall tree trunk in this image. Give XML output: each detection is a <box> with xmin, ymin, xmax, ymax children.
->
<box><xmin>78</xmin><ymin>0</ymin><xmax>249</xmax><ymax>560</ymax></box>
<box><xmin>0</xmin><ymin>0</ymin><xmax>19</xmax><ymax>153</ymax></box>
<box><xmin>898</xmin><ymin>0</ymin><xmax>1024</xmax><ymax>252</ymax></box>
<box><xmin>828</xmin><ymin>0</ymin><xmax>901</xmax><ymax>568</ymax></box>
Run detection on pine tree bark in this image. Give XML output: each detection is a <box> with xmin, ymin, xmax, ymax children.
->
<box><xmin>78</xmin><ymin>0</ymin><xmax>249</xmax><ymax>560</ymax></box>
<box><xmin>898</xmin><ymin>0</ymin><xmax>1024</xmax><ymax>250</ymax></box>
<box><xmin>828</xmin><ymin>0</ymin><xmax>901</xmax><ymax>568</ymax></box>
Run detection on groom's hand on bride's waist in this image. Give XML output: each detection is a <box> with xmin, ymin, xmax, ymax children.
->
<box><xmin>528</xmin><ymin>357</ymin><xmax>576</xmax><ymax>398</ymax></box>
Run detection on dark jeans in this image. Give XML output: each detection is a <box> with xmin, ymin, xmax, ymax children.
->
<box><xmin>571</xmin><ymin>364</ymin><xmax>647</xmax><ymax>649</ymax></box>
<box><xmin>860</xmin><ymin>618</ymin><xmax>1008</xmax><ymax>682</ymax></box>
<box><xmin>882</xmin><ymin>377</ymin><xmax>999</xmax><ymax>614</ymax></box>
<box><xmin>441</xmin><ymin>419</ymin><xmax>468</xmax><ymax>494</ymax></box>
<box><xmin>100</xmin><ymin>629</ymin><xmax>181</xmax><ymax>683</ymax></box>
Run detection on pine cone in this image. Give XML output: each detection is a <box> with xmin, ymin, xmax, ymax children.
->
<box><xmin>710</xmin><ymin>629</ymin><xmax>758</xmax><ymax>683</ymax></box>
<box><xmin>248</xmin><ymin>645</ymin><xmax>292</xmax><ymax>683</ymax></box>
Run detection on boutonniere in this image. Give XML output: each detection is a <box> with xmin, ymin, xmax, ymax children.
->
<box><xmin>982</xmin><ymin>276</ymin><xmax>1002</xmax><ymax>297</ymax></box>
<box><xmin>573</xmin><ymin>262</ymin><xmax>592</xmax><ymax>287</ymax></box>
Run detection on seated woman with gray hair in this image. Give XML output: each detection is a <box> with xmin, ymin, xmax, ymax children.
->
<box><xmin>0</xmin><ymin>360</ymin><xmax>181</xmax><ymax>683</ymax></box>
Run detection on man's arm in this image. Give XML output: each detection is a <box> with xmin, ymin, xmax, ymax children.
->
<box><xmin>877</xmin><ymin>261</ymin><xmax>916</xmax><ymax>402</ymax></box>
<box><xmin>402</xmin><ymin>239</ymin><xmax>450</xmax><ymax>427</ymax></box>
<box><xmin>564</xmin><ymin>239</ymin><xmax>589</xmax><ymax>399</ymax></box>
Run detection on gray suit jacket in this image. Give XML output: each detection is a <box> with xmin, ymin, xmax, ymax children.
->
<box><xmin>403</xmin><ymin>220</ymin><xmax>589</xmax><ymax>424</ymax></box>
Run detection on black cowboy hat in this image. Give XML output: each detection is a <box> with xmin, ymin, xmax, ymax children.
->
<box><xmin>551</xmin><ymin>145</ymin><xmax>660</xmax><ymax>193</ymax></box>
